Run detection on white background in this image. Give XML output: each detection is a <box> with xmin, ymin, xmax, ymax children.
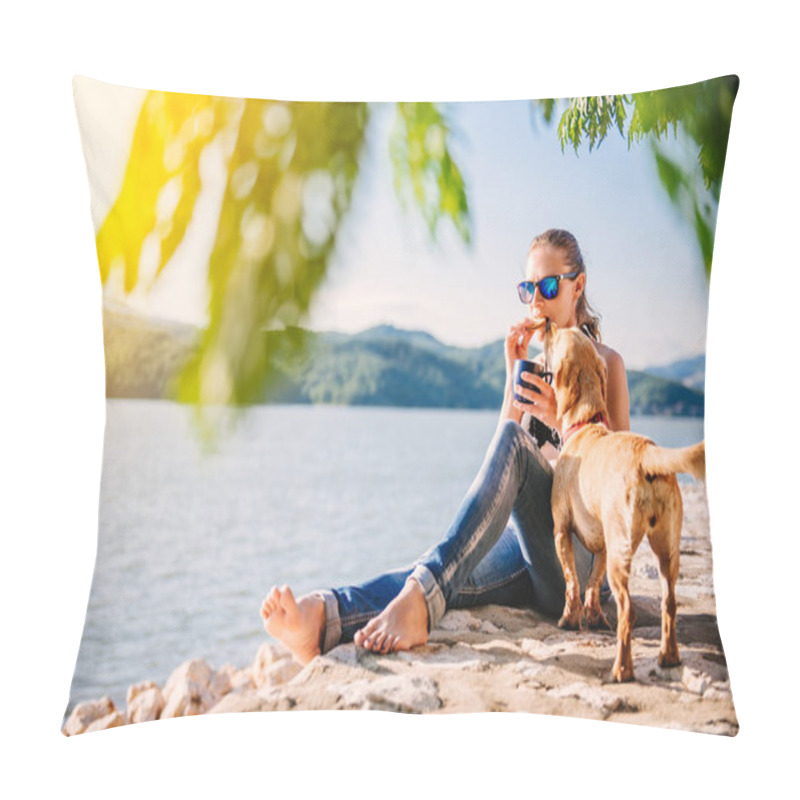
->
<box><xmin>1</xmin><ymin>1</ymin><xmax>795</xmax><ymax>796</ymax></box>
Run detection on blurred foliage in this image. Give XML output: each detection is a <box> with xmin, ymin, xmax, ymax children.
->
<box><xmin>96</xmin><ymin>93</ymin><xmax>471</xmax><ymax>437</ymax></box>
<box><xmin>532</xmin><ymin>76</ymin><xmax>738</xmax><ymax>277</ymax></box>
<box><xmin>389</xmin><ymin>103</ymin><xmax>471</xmax><ymax>243</ymax></box>
<box><xmin>97</xmin><ymin>81</ymin><xmax>733</xmax><ymax>437</ymax></box>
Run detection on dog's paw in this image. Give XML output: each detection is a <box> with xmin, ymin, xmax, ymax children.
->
<box><xmin>557</xmin><ymin>613</ymin><xmax>582</xmax><ymax>631</ymax></box>
<box><xmin>657</xmin><ymin>651</ymin><xmax>682</xmax><ymax>669</ymax></box>
<box><xmin>584</xmin><ymin>607</ymin><xmax>612</xmax><ymax>631</ymax></box>
<box><xmin>610</xmin><ymin>664</ymin><xmax>636</xmax><ymax>683</ymax></box>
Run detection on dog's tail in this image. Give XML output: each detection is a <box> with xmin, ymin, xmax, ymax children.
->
<box><xmin>640</xmin><ymin>441</ymin><xmax>705</xmax><ymax>482</ymax></box>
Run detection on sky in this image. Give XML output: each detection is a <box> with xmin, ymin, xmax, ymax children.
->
<box><xmin>76</xmin><ymin>78</ymin><xmax>710</xmax><ymax>370</ymax></box>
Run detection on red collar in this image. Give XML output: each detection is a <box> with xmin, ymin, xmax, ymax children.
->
<box><xmin>562</xmin><ymin>412</ymin><xmax>609</xmax><ymax>443</ymax></box>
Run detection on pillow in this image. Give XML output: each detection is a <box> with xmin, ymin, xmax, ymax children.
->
<box><xmin>64</xmin><ymin>74</ymin><xmax>738</xmax><ymax>735</ymax></box>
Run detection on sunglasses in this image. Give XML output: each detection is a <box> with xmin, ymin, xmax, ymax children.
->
<box><xmin>517</xmin><ymin>270</ymin><xmax>581</xmax><ymax>303</ymax></box>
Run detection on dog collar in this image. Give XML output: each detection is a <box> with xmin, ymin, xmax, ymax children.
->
<box><xmin>562</xmin><ymin>412</ymin><xmax>609</xmax><ymax>443</ymax></box>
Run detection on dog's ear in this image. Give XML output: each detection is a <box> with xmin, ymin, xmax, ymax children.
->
<box><xmin>598</xmin><ymin>355</ymin><xmax>608</xmax><ymax>403</ymax></box>
<box><xmin>554</xmin><ymin>356</ymin><xmax>581</xmax><ymax>421</ymax></box>
<box><xmin>543</xmin><ymin>320</ymin><xmax>556</xmax><ymax>360</ymax></box>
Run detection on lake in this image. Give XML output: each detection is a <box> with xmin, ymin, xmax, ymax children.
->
<box><xmin>67</xmin><ymin>401</ymin><xmax>704</xmax><ymax>713</ymax></box>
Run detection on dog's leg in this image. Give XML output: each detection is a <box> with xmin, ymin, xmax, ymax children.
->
<box><xmin>648</xmin><ymin>522</ymin><xmax>681</xmax><ymax>669</ymax></box>
<box><xmin>554</xmin><ymin>529</ymin><xmax>583</xmax><ymax>630</ymax></box>
<box><xmin>583</xmin><ymin>550</ymin><xmax>611</xmax><ymax>630</ymax></box>
<box><xmin>607</xmin><ymin>544</ymin><xmax>635</xmax><ymax>682</ymax></box>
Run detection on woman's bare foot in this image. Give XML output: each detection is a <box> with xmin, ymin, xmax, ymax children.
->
<box><xmin>354</xmin><ymin>578</ymin><xmax>429</xmax><ymax>654</ymax></box>
<box><xmin>260</xmin><ymin>585</ymin><xmax>325</xmax><ymax>665</ymax></box>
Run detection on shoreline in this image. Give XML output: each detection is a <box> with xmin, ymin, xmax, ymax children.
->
<box><xmin>63</xmin><ymin>483</ymin><xmax>735</xmax><ymax>736</ymax></box>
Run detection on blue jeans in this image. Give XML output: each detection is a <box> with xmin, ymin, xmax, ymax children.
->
<box><xmin>315</xmin><ymin>420</ymin><xmax>595</xmax><ymax>653</ymax></box>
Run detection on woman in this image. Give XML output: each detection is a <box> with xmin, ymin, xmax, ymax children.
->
<box><xmin>260</xmin><ymin>229</ymin><xmax>630</xmax><ymax>664</ymax></box>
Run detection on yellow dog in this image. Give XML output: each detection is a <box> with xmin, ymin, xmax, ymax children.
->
<box><xmin>545</xmin><ymin>324</ymin><xmax>705</xmax><ymax>682</ymax></box>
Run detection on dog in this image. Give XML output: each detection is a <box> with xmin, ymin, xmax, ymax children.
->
<box><xmin>544</xmin><ymin>324</ymin><xmax>705</xmax><ymax>683</ymax></box>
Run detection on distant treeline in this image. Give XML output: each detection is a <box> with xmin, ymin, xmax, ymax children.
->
<box><xmin>102</xmin><ymin>305</ymin><xmax>704</xmax><ymax>417</ymax></box>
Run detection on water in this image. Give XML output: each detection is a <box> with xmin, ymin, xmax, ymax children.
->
<box><xmin>67</xmin><ymin>401</ymin><xmax>704</xmax><ymax>712</ymax></box>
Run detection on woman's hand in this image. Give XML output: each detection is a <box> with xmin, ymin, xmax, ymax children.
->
<box><xmin>499</xmin><ymin>316</ymin><xmax>548</xmax><ymax>426</ymax></box>
<box><xmin>504</xmin><ymin>318</ymin><xmax>537</xmax><ymax>380</ymax></box>
<box><xmin>511</xmin><ymin>372</ymin><xmax>560</xmax><ymax>432</ymax></box>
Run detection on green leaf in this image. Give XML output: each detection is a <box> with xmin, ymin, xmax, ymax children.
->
<box><xmin>389</xmin><ymin>102</ymin><xmax>471</xmax><ymax>244</ymax></box>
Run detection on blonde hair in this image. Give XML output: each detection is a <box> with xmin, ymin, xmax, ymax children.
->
<box><xmin>527</xmin><ymin>228</ymin><xmax>602</xmax><ymax>341</ymax></box>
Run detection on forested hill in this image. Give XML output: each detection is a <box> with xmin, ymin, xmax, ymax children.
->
<box><xmin>102</xmin><ymin>307</ymin><xmax>704</xmax><ymax>416</ymax></box>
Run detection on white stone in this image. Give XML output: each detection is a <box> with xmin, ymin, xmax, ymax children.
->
<box><xmin>127</xmin><ymin>686</ymin><xmax>165</xmax><ymax>724</ymax></box>
<box><xmin>263</xmin><ymin>658</ymin><xmax>302</xmax><ymax>687</ymax></box>
<box><xmin>251</xmin><ymin>641</ymin><xmax>294</xmax><ymax>688</ymax></box>
<box><xmin>160</xmin><ymin>659</ymin><xmax>217</xmax><ymax>718</ymax></box>
<box><xmin>209</xmin><ymin>667</ymin><xmax>233</xmax><ymax>698</ymax></box>
<box><xmin>546</xmin><ymin>682</ymin><xmax>623</xmax><ymax>717</ymax></box>
<box><xmin>681</xmin><ymin>667</ymin><xmax>713</xmax><ymax>695</ymax></box>
<box><xmin>334</xmin><ymin>674</ymin><xmax>442</xmax><ymax>713</ymax></box>
<box><xmin>438</xmin><ymin>610</ymin><xmax>482</xmax><ymax>632</ymax></box>
<box><xmin>161</xmin><ymin>679</ymin><xmax>215</xmax><ymax>718</ymax></box>
<box><xmin>163</xmin><ymin>659</ymin><xmax>214</xmax><ymax>696</ymax></box>
<box><xmin>126</xmin><ymin>680</ymin><xmax>159</xmax><ymax>707</ymax></box>
<box><xmin>229</xmin><ymin>668</ymin><xmax>256</xmax><ymax>692</ymax></box>
<box><xmin>62</xmin><ymin>696</ymin><xmax>116</xmax><ymax>736</ymax></box>
<box><xmin>84</xmin><ymin>710</ymin><xmax>126</xmax><ymax>733</ymax></box>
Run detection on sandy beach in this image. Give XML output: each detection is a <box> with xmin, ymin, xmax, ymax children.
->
<box><xmin>63</xmin><ymin>481</ymin><xmax>735</xmax><ymax>736</ymax></box>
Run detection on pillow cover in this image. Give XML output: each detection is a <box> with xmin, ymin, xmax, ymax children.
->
<box><xmin>64</xmin><ymin>74</ymin><xmax>738</xmax><ymax>735</ymax></box>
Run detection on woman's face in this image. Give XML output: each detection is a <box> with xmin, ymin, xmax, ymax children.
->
<box><xmin>524</xmin><ymin>245</ymin><xmax>586</xmax><ymax>340</ymax></box>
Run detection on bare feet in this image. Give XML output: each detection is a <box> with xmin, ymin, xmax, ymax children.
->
<box><xmin>260</xmin><ymin>585</ymin><xmax>325</xmax><ymax>665</ymax></box>
<box><xmin>354</xmin><ymin>578</ymin><xmax>429</xmax><ymax>654</ymax></box>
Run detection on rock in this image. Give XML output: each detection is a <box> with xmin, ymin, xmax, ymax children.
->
<box><xmin>164</xmin><ymin>658</ymin><xmax>214</xmax><ymax>694</ymax></box>
<box><xmin>546</xmin><ymin>682</ymin><xmax>624</xmax><ymax>719</ymax></box>
<box><xmin>438</xmin><ymin>610</ymin><xmax>482</xmax><ymax>632</ymax></box>
<box><xmin>333</xmin><ymin>674</ymin><xmax>442</xmax><ymax>713</ymax></box>
<box><xmin>62</xmin><ymin>696</ymin><xmax>118</xmax><ymax>736</ymax></box>
<box><xmin>161</xmin><ymin>659</ymin><xmax>217</xmax><ymax>718</ymax></box>
<box><xmin>126</xmin><ymin>680</ymin><xmax>158</xmax><ymax>707</ymax></box>
<box><xmin>681</xmin><ymin>667</ymin><xmax>713</xmax><ymax>695</ymax></box>
<box><xmin>209</xmin><ymin>666</ymin><xmax>233</xmax><ymax>698</ymax></box>
<box><xmin>250</xmin><ymin>641</ymin><xmax>301</xmax><ymax>688</ymax></box>
<box><xmin>127</xmin><ymin>684</ymin><xmax>165</xmax><ymax>724</ymax></box>
<box><xmin>84</xmin><ymin>710</ymin><xmax>126</xmax><ymax>733</ymax></box>
<box><xmin>264</xmin><ymin>658</ymin><xmax>302</xmax><ymax>687</ymax></box>
<box><xmin>229</xmin><ymin>668</ymin><xmax>256</xmax><ymax>693</ymax></box>
<box><xmin>161</xmin><ymin>680</ymin><xmax>215</xmax><ymax>719</ymax></box>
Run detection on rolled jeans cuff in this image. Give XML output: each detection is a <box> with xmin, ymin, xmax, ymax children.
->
<box><xmin>409</xmin><ymin>564</ymin><xmax>446</xmax><ymax>631</ymax></box>
<box><xmin>312</xmin><ymin>590</ymin><xmax>341</xmax><ymax>654</ymax></box>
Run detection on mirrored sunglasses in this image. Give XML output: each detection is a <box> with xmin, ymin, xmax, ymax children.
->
<box><xmin>517</xmin><ymin>270</ymin><xmax>581</xmax><ymax>303</ymax></box>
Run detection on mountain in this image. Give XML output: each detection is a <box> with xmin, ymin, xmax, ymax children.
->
<box><xmin>102</xmin><ymin>303</ymin><xmax>199</xmax><ymax>398</ymax></box>
<box><xmin>268</xmin><ymin>327</ymin><xmax>504</xmax><ymax>408</ymax></box>
<box><xmin>101</xmin><ymin>305</ymin><xmax>704</xmax><ymax>416</ymax></box>
<box><xmin>627</xmin><ymin>371</ymin><xmax>704</xmax><ymax>417</ymax></box>
<box><xmin>643</xmin><ymin>354</ymin><xmax>706</xmax><ymax>391</ymax></box>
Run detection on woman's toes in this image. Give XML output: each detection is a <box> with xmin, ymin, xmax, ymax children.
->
<box><xmin>278</xmin><ymin>584</ymin><xmax>296</xmax><ymax>608</ymax></box>
<box><xmin>261</xmin><ymin>587</ymin><xmax>280</xmax><ymax>615</ymax></box>
<box><xmin>355</xmin><ymin>618</ymin><xmax>378</xmax><ymax>647</ymax></box>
